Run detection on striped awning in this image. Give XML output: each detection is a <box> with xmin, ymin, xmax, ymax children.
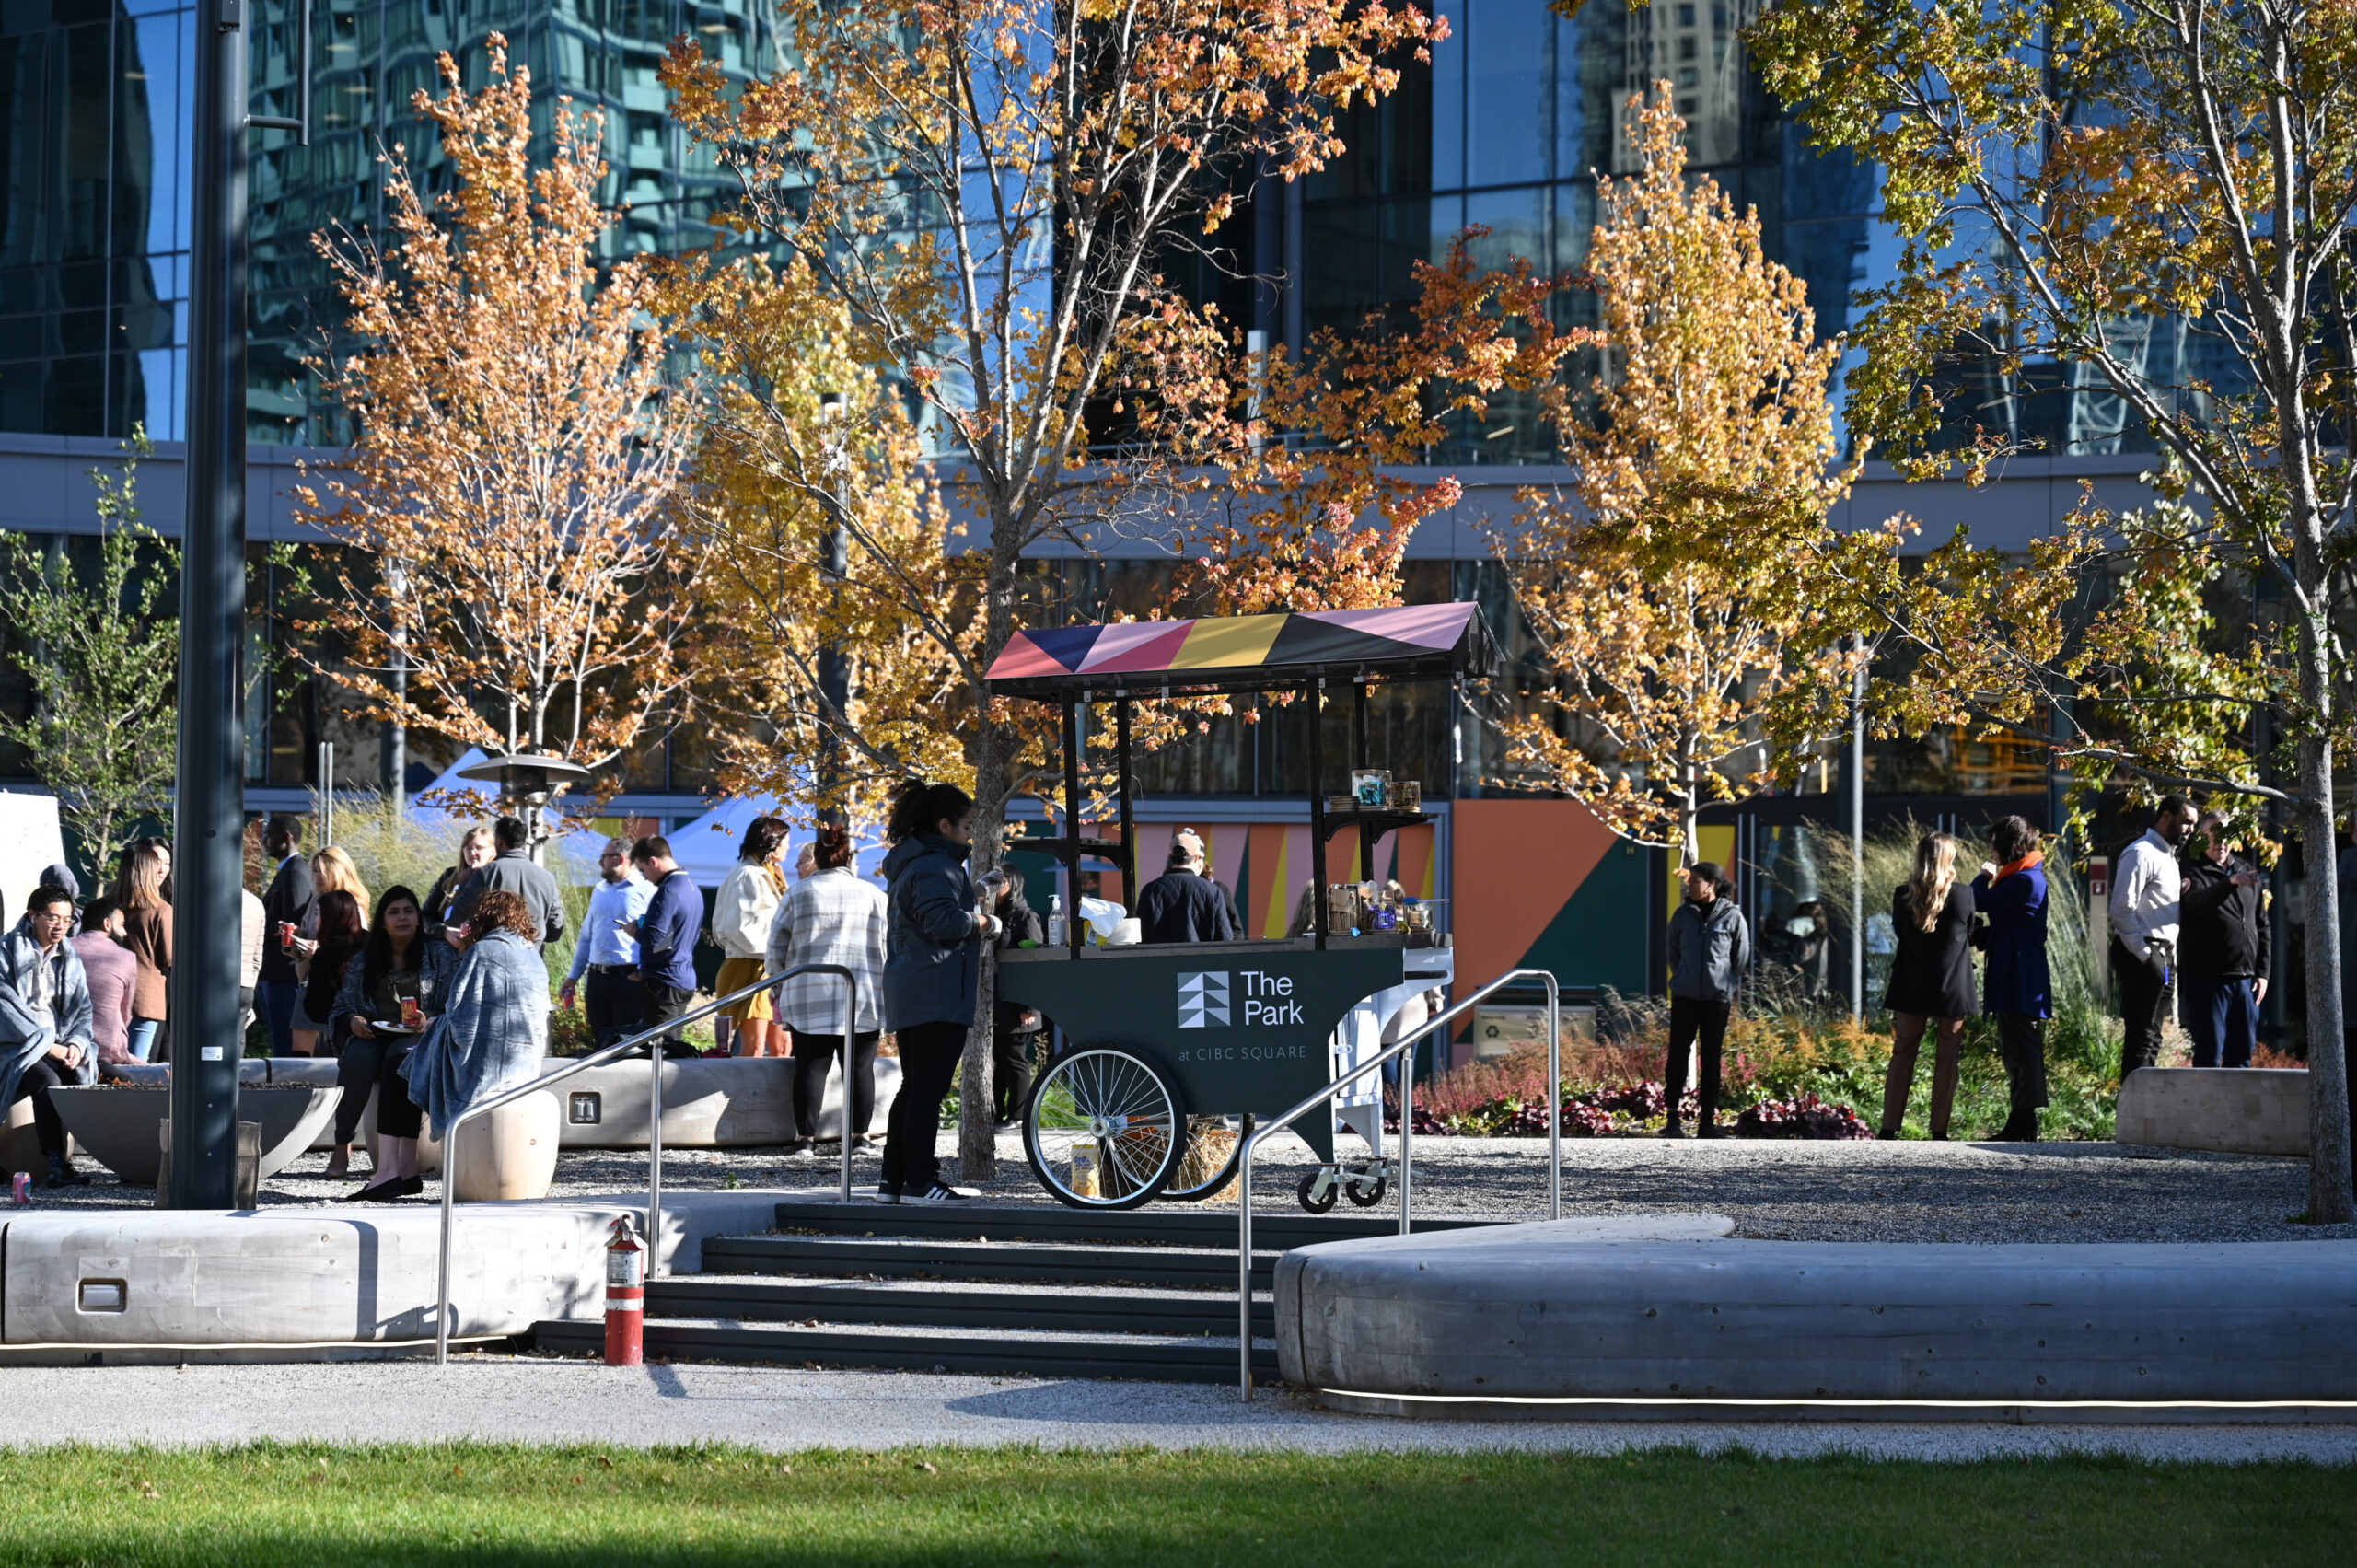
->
<box><xmin>984</xmin><ymin>603</ymin><xmax>1497</xmax><ymax>699</ymax></box>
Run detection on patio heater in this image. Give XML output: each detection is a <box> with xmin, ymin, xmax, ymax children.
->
<box><xmin>455</xmin><ymin>753</ymin><xmax>595</xmax><ymax>864</ymax></box>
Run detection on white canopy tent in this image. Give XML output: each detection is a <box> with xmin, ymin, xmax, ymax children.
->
<box><xmin>663</xmin><ymin>795</ymin><xmax>889</xmax><ymax>891</ymax></box>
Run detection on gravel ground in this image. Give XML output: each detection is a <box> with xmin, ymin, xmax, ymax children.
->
<box><xmin>0</xmin><ymin>1359</ymin><xmax>2352</xmax><ymax>1460</ymax></box>
<box><xmin>22</xmin><ymin>1127</ymin><xmax>2355</xmax><ymax>1245</ymax></box>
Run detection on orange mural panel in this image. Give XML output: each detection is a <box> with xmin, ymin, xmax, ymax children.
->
<box><xmin>1449</xmin><ymin>799</ymin><xmax>1622</xmax><ymax>1001</ymax></box>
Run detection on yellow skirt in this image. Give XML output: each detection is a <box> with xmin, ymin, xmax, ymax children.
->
<box><xmin>714</xmin><ymin>955</ymin><xmax>774</xmax><ymax>1021</ymax></box>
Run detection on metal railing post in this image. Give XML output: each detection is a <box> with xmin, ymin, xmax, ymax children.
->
<box><xmin>648</xmin><ymin>1042</ymin><xmax>665</xmax><ymax>1277</ymax></box>
<box><xmin>839</xmin><ymin>976</ymin><xmax>857</xmax><ymax>1203</ymax></box>
<box><xmin>1237</xmin><ymin>965</ymin><xmax>1562</xmax><ymax>1400</ymax></box>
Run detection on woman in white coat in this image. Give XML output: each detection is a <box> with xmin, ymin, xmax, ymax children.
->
<box><xmin>713</xmin><ymin>817</ymin><xmax>790</xmax><ymax>1057</ymax></box>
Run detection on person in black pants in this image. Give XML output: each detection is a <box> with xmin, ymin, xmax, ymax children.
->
<box><xmin>1661</xmin><ymin>862</ymin><xmax>1751</xmax><ymax>1137</ymax></box>
<box><xmin>1972</xmin><ymin>815</ymin><xmax>2053</xmax><ymax>1142</ymax></box>
<box><xmin>877</xmin><ymin>779</ymin><xmax>1001</xmax><ymax>1202</ymax></box>
<box><xmin>990</xmin><ymin>870</ymin><xmax>1046</xmax><ymax>1125</ymax></box>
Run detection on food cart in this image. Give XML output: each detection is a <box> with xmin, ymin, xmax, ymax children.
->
<box><xmin>985</xmin><ymin>603</ymin><xmax>1497</xmax><ymax>1210</ymax></box>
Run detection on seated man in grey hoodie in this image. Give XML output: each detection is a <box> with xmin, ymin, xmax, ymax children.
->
<box><xmin>0</xmin><ymin>884</ymin><xmax>98</xmax><ymax>1186</ymax></box>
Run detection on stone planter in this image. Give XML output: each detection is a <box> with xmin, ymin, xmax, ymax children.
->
<box><xmin>47</xmin><ymin>1086</ymin><xmax>343</xmax><ymax>1186</ymax></box>
<box><xmin>2116</xmin><ymin>1066</ymin><xmax>2309</xmax><ymax>1157</ymax></box>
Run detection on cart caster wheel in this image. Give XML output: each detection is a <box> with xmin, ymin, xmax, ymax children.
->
<box><xmin>1297</xmin><ymin>1173</ymin><xmax>1338</xmax><ymax>1214</ymax></box>
<box><xmin>1344</xmin><ymin>1173</ymin><xmax>1387</xmax><ymax>1207</ymax></box>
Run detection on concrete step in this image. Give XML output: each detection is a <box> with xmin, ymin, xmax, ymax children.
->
<box><xmin>703</xmin><ymin>1233</ymin><xmax>1281</xmax><ymax>1289</ymax></box>
<box><xmin>770</xmin><ymin>1197</ymin><xmax>1495</xmax><ymax>1250</ymax></box>
<box><xmin>534</xmin><ymin>1316</ymin><xmax>1278</xmax><ymax>1384</ymax></box>
<box><xmin>645</xmin><ymin>1274</ymin><xmax>1274</xmax><ymax>1337</ymax></box>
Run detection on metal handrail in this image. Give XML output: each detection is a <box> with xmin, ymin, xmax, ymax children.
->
<box><xmin>435</xmin><ymin>962</ymin><xmax>859</xmax><ymax>1365</ymax></box>
<box><xmin>1237</xmin><ymin>966</ymin><xmax>1559</xmax><ymax>1399</ymax></box>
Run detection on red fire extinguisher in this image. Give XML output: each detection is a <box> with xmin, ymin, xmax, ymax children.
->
<box><xmin>605</xmin><ymin>1213</ymin><xmax>645</xmax><ymax>1366</ymax></box>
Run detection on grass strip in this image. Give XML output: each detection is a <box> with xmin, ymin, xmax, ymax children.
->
<box><xmin>0</xmin><ymin>1442</ymin><xmax>2345</xmax><ymax>1565</ymax></box>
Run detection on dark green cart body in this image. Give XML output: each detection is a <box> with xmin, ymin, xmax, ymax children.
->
<box><xmin>995</xmin><ymin>939</ymin><xmax>1409</xmax><ymax>1164</ymax></box>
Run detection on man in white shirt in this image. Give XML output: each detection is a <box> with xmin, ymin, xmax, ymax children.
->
<box><xmin>2109</xmin><ymin>794</ymin><xmax>2200</xmax><ymax>1076</ymax></box>
<box><xmin>560</xmin><ymin>837</ymin><xmax>656</xmax><ymax>1048</ymax></box>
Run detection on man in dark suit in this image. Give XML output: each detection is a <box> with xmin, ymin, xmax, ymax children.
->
<box><xmin>255</xmin><ymin>814</ymin><xmax>315</xmax><ymax>1056</ymax></box>
<box><xmin>1134</xmin><ymin>829</ymin><xmax>1236</xmax><ymax>945</ymax></box>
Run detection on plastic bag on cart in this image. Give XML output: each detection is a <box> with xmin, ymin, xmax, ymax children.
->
<box><xmin>1331</xmin><ymin>951</ymin><xmax>1455</xmax><ymax>1161</ymax></box>
<box><xmin>1078</xmin><ymin>896</ymin><xmax>1127</xmax><ymax>944</ymax></box>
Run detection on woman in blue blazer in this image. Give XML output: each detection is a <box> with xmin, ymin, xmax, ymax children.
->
<box><xmin>1971</xmin><ymin>815</ymin><xmax>2051</xmax><ymax>1142</ymax></box>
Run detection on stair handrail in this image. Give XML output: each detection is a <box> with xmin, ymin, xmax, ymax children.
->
<box><xmin>1237</xmin><ymin>966</ymin><xmax>1559</xmax><ymax>1399</ymax></box>
<box><xmin>435</xmin><ymin>962</ymin><xmax>858</xmax><ymax>1365</ymax></box>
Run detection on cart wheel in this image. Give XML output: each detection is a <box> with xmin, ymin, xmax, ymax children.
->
<box><xmin>1022</xmin><ymin>1043</ymin><xmax>1188</xmax><ymax>1210</ymax></box>
<box><xmin>1162</xmin><ymin>1116</ymin><xmax>1245</xmax><ymax>1202</ymax></box>
<box><xmin>1297</xmin><ymin>1172</ymin><xmax>1338</xmax><ymax>1214</ymax></box>
<box><xmin>1344</xmin><ymin>1172</ymin><xmax>1388</xmax><ymax>1207</ymax></box>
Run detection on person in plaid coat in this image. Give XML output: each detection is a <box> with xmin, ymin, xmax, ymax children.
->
<box><xmin>767</xmin><ymin>824</ymin><xmax>888</xmax><ymax>1157</ymax></box>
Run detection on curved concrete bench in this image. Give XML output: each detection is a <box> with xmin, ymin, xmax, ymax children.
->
<box><xmin>2117</xmin><ymin>1066</ymin><xmax>2308</xmax><ymax>1156</ymax></box>
<box><xmin>1276</xmin><ymin>1219</ymin><xmax>2357</xmax><ymax>1419</ymax></box>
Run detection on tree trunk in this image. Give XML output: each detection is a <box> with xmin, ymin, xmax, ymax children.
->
<box><xmin>960</xmin><ymin>715</ymin><xmax>1009</xmax><ymax>1182</ymax></box>
<box><xmin>2294</xmin><ymin>642</ymin><xmax>2355</xmax><ymax>1223</ymax></box>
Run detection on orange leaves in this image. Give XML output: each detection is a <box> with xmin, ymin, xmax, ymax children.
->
<box><xmin>296</xmin><ymin>40</ymin><xmax>698</xmax><ymax>785</ymax></box>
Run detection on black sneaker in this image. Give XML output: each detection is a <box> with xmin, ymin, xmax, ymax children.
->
<box><xmin>906</xmin><ymin>1180</ymin><xmax>971</xmax><ymax>1203</ymax></box>
<box><xmin>873</xmin><ymin>1182</ymin><xmax>901</xmax><ymax>1205</ymax></box>
<box><xmin>42</xmin><ymin>1156</ymin><xmax>90</xmax><ymax>1188</ymax></box>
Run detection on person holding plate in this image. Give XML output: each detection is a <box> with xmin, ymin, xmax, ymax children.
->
<box><xmin>326</xmin><ymin>885</ymin><xmax>450</xmax><ymax>1181</ymax></box>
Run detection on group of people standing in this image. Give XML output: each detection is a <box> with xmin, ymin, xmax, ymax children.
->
<box><xmin>1661</xmin><ymin>796</ymin><xmax>2272</xmax><ymax>1144</ymax></box>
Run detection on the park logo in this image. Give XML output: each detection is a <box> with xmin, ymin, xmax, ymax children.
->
<box><xmin>1177</xmin><ymin>970</ymin><xmax>1230</xmax><ymax>1028</ymax></box>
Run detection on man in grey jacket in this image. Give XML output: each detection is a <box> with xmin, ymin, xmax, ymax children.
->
<box><xmin>449</xmin><ymin>817</ymin><xmax>569</xmax><ymax>949</ymax></box>
<box><xmin>1662</xmin><ymin>862</ymin><xmax>1751</xmax><ymax>1138</ymax></box>
<box><xmin>0</xmin><ymin>884</ymin><xmax>99</xmax><ymax>1185</ymax></box>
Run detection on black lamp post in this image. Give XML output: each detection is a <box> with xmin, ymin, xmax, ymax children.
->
<box><xmin>167</xmin><ymin>0</ymin><xmax>308</xmax><ymax>1206</ymax></box>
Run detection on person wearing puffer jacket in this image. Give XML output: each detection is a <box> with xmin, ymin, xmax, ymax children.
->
<box><xmin>1661</xmin><ymin>861</ymin><xmax>1751</xmax><ymax>1138</ymax></box>
<box><xmin>877</xmin><ymin>778</ymin><xmax>1002</xmax><ymax>1203</ymax></box>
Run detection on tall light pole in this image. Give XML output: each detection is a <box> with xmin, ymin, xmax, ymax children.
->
<box><xmin>816</xmin><ymin>391</ymin><xmax>851</xmax><ymax>822</ymax></box>
<box><xmin>170</xmin><ymin>0</ymin><xmax>307</xmax><ymax>1205</ymax></box>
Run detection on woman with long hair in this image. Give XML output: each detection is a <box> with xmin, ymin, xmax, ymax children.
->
<box><xmin>1972</xmin><ymin>815</ymin><xmax>2052</xmax><ymax>1142</ymax></box>
<box><xmin>714</xmin><ymin>816</ymin><xmax>792</xmax><ymax>1058</ymax></box>
<box><xmin>112</xmin><ymin>837</ymin><xmax>172</xmax><ymax>1062</ymax></box>
<box><xmin>292</xmin><ymin>889</ymin><xmax>366</xmax><ymax>1061</ymax></box>
<box><xmin>325</xmin><ymin>884</ymin><xmax>444</xmax><ymax>1179</ymax></box>
<box><xmin>877</xmin><ymin>779</ymin><xmax>1001</xmax><ymax>1202</ymax></box>
<box><xmin>769</xmin><ymin>822</ymin><xmax>888</xmax><ymax>1157</ymax></box>
<box><xmin>350</xmin><ymin>889</ymin><xmax>543</xmax><ymax>1202</ymax></box>
<box><xmin>1877</xmin><ymin>831</ymin><xmax>1978</xmax><ymax>1139</ymax></box>
<box><xmin>423</xmin><ymin>825</ymin><xmax>495</xmax><ymax>943</ymax></box>
<box><xmin>310</xmin><ymin>846</ymin><xmax>371</xmax><ymax>919</ymax></box>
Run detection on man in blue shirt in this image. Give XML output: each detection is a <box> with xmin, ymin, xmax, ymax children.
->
<box><xmin>624</xmin><ymin>835</ymin><xmax>702</xmax><ymax>1054</ymax></box>
<box><xmin>561</xmin><ymin>836</ymin><xmax>656</xmax><ymax>1048</ymax></box>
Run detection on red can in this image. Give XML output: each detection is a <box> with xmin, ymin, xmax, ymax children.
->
<box><xmin>276</xmin><ymin>920</ymin><xmax>296</xmax><ymax>950</ymax></box>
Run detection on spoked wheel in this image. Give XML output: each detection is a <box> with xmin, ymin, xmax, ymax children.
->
<box><xmin>1161</xmin><ymin>1115</ymin><xmax>1246</xmax><ymax>1202</ymax></box>
<box><xmin>1022</xmin><ymin>1043</ymin><xmax>1188</xmax><ymax>1210</ymax></box>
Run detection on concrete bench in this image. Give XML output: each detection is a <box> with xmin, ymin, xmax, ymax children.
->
<box><xmin>1275</xmin><ymin>1218</ymin><xmax>2357</xmax><ymax>1419</ymax></box>
<box><xmin>110</xmin><ymin>1056</ymin><xmax>900</xmax><ymax>1152</ymax></box>
<box><xmin>2116</xmin><ymin>1066</ymin><xmax>2309</xmax><ymax>1157</ymax></box>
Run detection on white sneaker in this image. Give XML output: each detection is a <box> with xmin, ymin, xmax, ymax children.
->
<box><xmin>905</xmin><ymin>1180</ymin><xmax>971</xmax><ymax>1203</ymax></box>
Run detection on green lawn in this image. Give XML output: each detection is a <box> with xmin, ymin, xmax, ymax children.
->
<box><xmin>0</xmin><ymin>1443</ymin><xmax>2346</xmax><ymax>1565</ymax></box>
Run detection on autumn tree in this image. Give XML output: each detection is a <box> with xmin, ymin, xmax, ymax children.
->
<box><xmin>0</xmin><ymin>436</ymin><xmax>180</xmax><ymax>880</ymax></box>
<box><xmin>297</xmin><ymin>37</ymin><xmax>699</xmax><ymax>806</ymax></box>
<box><xmin>668</xmin><ymin>256</ymin><xmax>981</xmax><ymax>822</ymax></box>
<box><xmin>665</xmin><ymin>0</ymin><xmax>1444</xmax><ymax>1174</ymax></box>
<box><xmin>1749</xmin><ymin>0</ymin><xmax>2357</xmax><ymax>1221</ymax></box>
<box><xmin>1494</xmin><ymin>92</ymin><xmax>1856</xmax><ymax>864</ymax></box>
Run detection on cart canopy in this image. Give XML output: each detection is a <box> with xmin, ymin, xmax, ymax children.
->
<box><xmin>984</xmin><ymin>602</ymin><xmax>1499</xmax><ymax>700</ymax></box>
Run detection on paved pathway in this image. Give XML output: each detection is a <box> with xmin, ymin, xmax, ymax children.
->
<box><xmin>1</xmin><ymin>1358</ymin><xmax>2351</xmax><ymax>1461</ymax></box>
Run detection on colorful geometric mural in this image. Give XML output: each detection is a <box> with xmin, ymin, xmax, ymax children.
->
<box><xmin>1449</xmin><ymin>799</ymin><xmax>1652</xmax><ymax>1005</ymax></box>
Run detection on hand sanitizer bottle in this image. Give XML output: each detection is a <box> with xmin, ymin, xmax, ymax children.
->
<box><xmin>1047</xmin><ymin>895</ymin><xmax>1066</xmax><ymax>947</ymax></box>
